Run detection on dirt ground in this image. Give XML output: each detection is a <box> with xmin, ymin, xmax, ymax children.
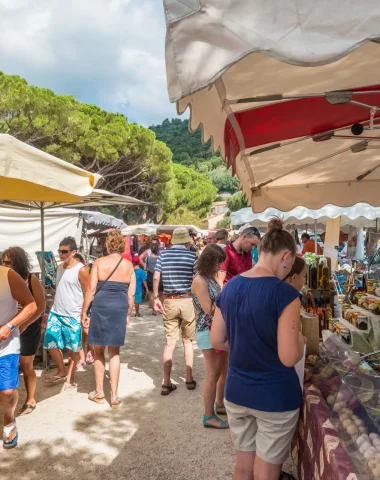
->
<box><xmin>0</xmin><ymin>303</ymin><xmax>297</xmax><ymax>480</ymax></box>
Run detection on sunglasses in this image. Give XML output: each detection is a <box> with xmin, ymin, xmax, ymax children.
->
<box><xmin>58</xmin><ymin>249</ymin><xmax>73</xmax><ymax>254</ymax></box>
<box><xmin>2</xmin><ymin>260</ymin><xmax>11</xmax><ymax>266</ymax></box>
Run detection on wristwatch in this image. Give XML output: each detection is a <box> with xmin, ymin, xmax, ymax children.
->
<box><xmin>6</xmin><ymin>323</ymin><xmax>15</xmax><ymax>332</ymax></box>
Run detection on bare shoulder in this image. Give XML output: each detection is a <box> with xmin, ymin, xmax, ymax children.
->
<box><xmin>192</xmin><ymin>274</ymin><xmax>207</xmax><ymax>290</ymax></box>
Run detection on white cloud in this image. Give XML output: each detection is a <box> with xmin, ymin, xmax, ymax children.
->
<box><xmin>0</xmin><ymin>0</ymin><xmax>180</xmax><ymax>126</ymax></box>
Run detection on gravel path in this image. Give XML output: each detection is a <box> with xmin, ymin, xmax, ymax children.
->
<box><xmin>0</xmin><ymin>303</ymin><xmax>297</xmax><ymax>480</ymax></box>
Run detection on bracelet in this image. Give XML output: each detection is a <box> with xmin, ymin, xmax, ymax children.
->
<box><xmin>6</xmin><ymin>323</ymin><xmax>15</xmax><ymax>332</ymax></box>
<box><xmin>153</xmin><ymin>295</ymin><xmax>159</xmax><ymax>300</ymax></box>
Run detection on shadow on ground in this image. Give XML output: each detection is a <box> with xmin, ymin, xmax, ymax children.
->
<box><xmin>0</xmin><ymin>306</ymin><xmax>235</xmax><ymax>480</ymax></box>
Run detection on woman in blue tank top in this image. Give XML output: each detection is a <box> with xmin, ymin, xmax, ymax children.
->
<box><xmin>211</xmin><ymin>218</ymin><xmax>306</xmax><ymax>480</ymax></box>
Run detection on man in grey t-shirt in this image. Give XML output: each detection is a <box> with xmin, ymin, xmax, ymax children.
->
<box><xmin>216</xmin><ymin>229</ymin><xmax>229</xmax><ymax>249</ymax></box>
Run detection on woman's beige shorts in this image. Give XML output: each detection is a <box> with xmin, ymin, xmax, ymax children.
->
<box><xmin>225</xmin><ymin>399</ymin><xmax>299</xmax><ymax>465</ymax></box>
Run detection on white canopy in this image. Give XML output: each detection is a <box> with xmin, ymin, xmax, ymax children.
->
<box><xmin>121</xmin><ymin>224</ymin><xmax>160</xmax><ymax>236</ymax></box>
<box><xmin>231</xmin><ymin>203</ymin><xmax>380</xmax><ymax>230</ymax></box>
<box><xmin>163</xmin><ymin>2</ymin><xmax>380</xmax><ymax>211</ymax></box>
<box><xmin>0</xmin><ymin>208</ymin><xmax>82</xmax><ymax>271</ymax></box>
<box><xmin>0</xmin><ymin>208</ymin><xmax>127</xmax><ymax>271</ymax></box>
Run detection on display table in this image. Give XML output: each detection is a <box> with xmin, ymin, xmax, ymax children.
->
<box><xmin>292</xmin><ymin>384</ymin><xmax>358</xmax><ymax>480</ymax></box>
<box><xmin>340</xmin><ymin>304</ymin><xmax>380</xmax><ymax>353</ymax></box>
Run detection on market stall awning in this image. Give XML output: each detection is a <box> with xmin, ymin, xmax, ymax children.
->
<box><xmin>121</xmin><ymin>224</ymin><xmax>160</xmax><ymax>236</ymax></box>
<box><xmin>0</xmin><ymin>134</ymin><xmax>100</xmax><ymax>202</ymax></box>
<box><xmin>0</xmin><ymin>188</ymin><xmax>149</xmax><ymax>210</ymax></box>
<box><xmin>82</xmin><ymin>211</ymin><xmax>127</xmax><ymax>230</ymax></box>
<box><xmin>163</xmin><ymin>2</ymin><xmax>380</xmax><ymax>211</ymax></box>
<box><xmin>231</xmin><ymin>204</ymin><xmax>380</xmax><ymax>230</ymax></box>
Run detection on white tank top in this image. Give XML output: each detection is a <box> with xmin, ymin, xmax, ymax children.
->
<box><xmin>51</xmin><ymin>263</ymin><xmax>84</xmax><ymax>319</ymax></box>
<box><xmin>0</xmin><ymin>266</ymin><xmax>20</xmax><ymax>357</ymax></box>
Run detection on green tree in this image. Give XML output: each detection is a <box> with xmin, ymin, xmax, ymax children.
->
<box><xmin>162</xmin><ymin>163</ymin><xmax>217</xmax><ymax>221</ymax></box>
<box><xmin>165</xmin><ymin>207</ymin><xmax>205</xmax><ymax>228</ymax></box>
<box><xmin>150</xmin><ymin>118</ymin><xmax>215</xmax><ymax>162</ymax></box>
<box><xmin>227</xmin><ymin>192</ymin><xmax>248</xmax><ymax>212</ymax></box>
<box><xmin>207</xmin><ymin>167</ymin><xmax>240</xmax><ymax>193</ymax></box>
<box><xmin>216</xmin><ymin>213</ymin><xmax>231</xmax><ymax>229</ymax></box>
<box><xmin>0</xmin><ymin>71</ymin><xmax>175</xmax><ymax>223</ymax></box>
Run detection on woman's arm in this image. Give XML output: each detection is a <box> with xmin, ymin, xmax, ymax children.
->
<box><xmin>139</xmin><ymin>250</ymin><xmax>148</xmax><ymax>270</ymax></box>
<box><xmin>81</xmin><ymin>261</ymin><xmax>99</xmax><ymax>327</ymax></box>
<box><xmin>277</xmin><ymin>297</ymin><xmax>306</xmax><ymax>368</ymax></box>
<box><xmin>210</xmin><ymin>307</ymin><xmax>229</xmax><ymax>351</ymax></box>
<box><xmin>0</xmin><ymin>270</ymin><xmax>37</xmax><ymax>342</ymax></box>
<box><xmin>19</xmin><ymin>275</ymin><xmax>46</xmax><ymax>333</ymax></box>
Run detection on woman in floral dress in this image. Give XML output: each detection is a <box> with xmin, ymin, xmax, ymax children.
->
<box><xmin>192</xmin><ymin>244</ymin><xmax>228</xmax><ymax>429</ymax></box>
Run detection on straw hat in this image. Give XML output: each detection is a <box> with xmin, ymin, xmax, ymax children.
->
<box><xmin>171</xmin><ymin>227</ymin><xmax>193</xmax><ymax>245</ymax></box>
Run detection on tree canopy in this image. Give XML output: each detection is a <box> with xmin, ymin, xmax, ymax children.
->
<box><xmin>0</xmin><ymin>72</ymin><xmax>218</xmax><ymax>224</ymax></box>
<box><xmin>150</xmin><ymin>118</ymin><xmax>240</xmax><ymax>195</ymax></box>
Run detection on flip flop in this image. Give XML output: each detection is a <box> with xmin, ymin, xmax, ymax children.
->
<box><xmin>45</xmin><ymin>375</ymin><xmax>67</xmax><ymax>384</ymax></box>
<box><xmin>111</xmin><ymin>397</ymin><xmax>121</xmax><ymax>409</ymax></box>
<box><xmin>161</xmin><ymin>383</ymin><xmax>177</xmax><ymax>396</ymax></box>
<box><xmin>64</xmin><ymin>382</ymin><xmax>77</xmax><ymax>391</ymax></box>
<box><xmin>3</xmin><ymin>421</ymin><xmax>18</xmax><ymax>449</ymax></box>
<box><xmin>18</xmin><ymin>403</ymin><xmax>36</xmax><ymax>416</ymax></box>
<box><xmin>88</xmin><ymin>391</ymin><xmax>105</xmax><ymax>404</ymax></box>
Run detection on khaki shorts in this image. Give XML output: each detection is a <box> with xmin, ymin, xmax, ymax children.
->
<box><xmin>225</xmin><ymin>399</ymin><xmax>299</xmax><ymax>465</ymax></box>
<box><xmin>163</xmin><ymin>298</ymin><xmax>195</xmax><ymax>345</ymax></box>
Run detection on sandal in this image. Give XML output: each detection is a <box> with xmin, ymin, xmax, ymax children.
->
<box><xmin>111</xmin><ymin>397</ymin><xmax>121</xmax><ymax>409</ymax></box>
<box><xmin>88</xmin><ymin>391</ymin><xmax>105</xmax><ymax>404</ymax></box>
<box><xmin>18</xmin><ymin>403</ymin><xmax>36</xmax><ymax>416</ymax></box>
<box><xmin>3</xmin><ymin>421</ymin><xmax>18</xmax><ymax>449</ymax></box>
<box><xmin>64</xmin><ymin>382</ymin><xmax>77</xmax><ymax>391</ymax></box>
<box><xmin>185</xmin><ymin>379</ymin><xmax>197</xmax><ymax>390</ymax></box>
<box><xmin>215</xmin><ymin>403</ymin><xmax>227</xmax><ymax>415</ymax></box>
<box><xmin>203</xmin><ymin>415</ymin><xmax>229</xmax><ymax>429</ymax></box>
<box><xmin>45</xmin><ymin>375</ymin><xmax>67</xmax><ymax>384</ymax></box>
<box><xmin>161</xmin><ymin>383</ymin><xmax>177</xmax><ymax>396</ymax></box>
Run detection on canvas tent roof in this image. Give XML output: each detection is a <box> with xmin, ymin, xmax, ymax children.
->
<box><xmin>231</xmin><ymin>204</ymin><xmax>380</xmax><ymax>232</ymax></box>
<box><xmin>163</xmin><ymin>1</ymin><xmax>380</xmax><ymax>211</ymax></box>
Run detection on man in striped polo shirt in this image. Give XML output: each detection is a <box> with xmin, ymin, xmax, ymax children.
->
<box><xmin>153</xmin><ymin>227</ymin><xmax>197</xmax><ymax>396</ymax></box>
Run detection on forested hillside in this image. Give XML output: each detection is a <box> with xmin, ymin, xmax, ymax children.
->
<box><xmin>150</xmin><ymin>118</ymin><xmax>240</xmax><ymax>194</ymax></box>
<box><xmin>0</xmin><ymin>72</ymin><xmax>217</xmax><ymax>225</ymax></box>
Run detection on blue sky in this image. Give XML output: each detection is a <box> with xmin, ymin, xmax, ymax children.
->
<box><xmin>0</xmin><ymin>0</ymin><xmax>179</xmax><ymax>126</ymax></box>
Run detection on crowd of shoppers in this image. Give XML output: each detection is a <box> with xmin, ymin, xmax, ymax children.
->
<box><xmin>1</xmin><ymin>223</ymin><xmax>307</xmax><ymax>480</ymax></box>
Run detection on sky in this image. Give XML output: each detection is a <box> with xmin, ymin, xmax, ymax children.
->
<box><xmin>0</xmin><ymin>0</ymin><xmax>179</xmax><ymax>126</ymax></box>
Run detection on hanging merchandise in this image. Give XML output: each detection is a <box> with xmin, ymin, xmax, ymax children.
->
<box><xmin>346</xmin><ymin>226</ymin><xmax>358</xmax><ymax>259</ymax></box>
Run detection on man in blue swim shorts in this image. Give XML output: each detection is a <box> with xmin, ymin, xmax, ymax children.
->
<box><xmin>44</xmin><ymin>237</ymin><xmax>89</xmax><ymax>391</ymax></box>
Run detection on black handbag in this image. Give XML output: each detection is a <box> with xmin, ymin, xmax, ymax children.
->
<box><xmin>86</xmin><ymin>257</ymin><xmax>123</xmax><ymax>316</ymax></box>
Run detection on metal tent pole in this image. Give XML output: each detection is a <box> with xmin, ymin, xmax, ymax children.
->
<box><xmin>40</xmin><ymin>205</ymin><xmax>48</xmax><ymax>371</ymax></box>
<box><xmin>314</xmin><ymin>220</ymin><xmax>318</xmax><ymax>254</ymax></box>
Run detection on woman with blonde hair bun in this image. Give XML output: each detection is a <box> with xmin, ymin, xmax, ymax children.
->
<box><xmin>82</xmin><ymin>230</ymin><xmax>136</xmax><ymax>408</ymax></box>
<box><xmin>211</xmin><ymin>218</ymin><xmax>305</xmax><ymax>480</ymax></box>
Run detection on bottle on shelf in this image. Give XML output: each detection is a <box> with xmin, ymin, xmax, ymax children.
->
<box><xmin>310</xmin><ymin>261</ymin><xmax>318</xmax><ymax>289</ymax></box>
<box><xmin>318</xmin><ymin>259</ymin><xmax>324</xmax><ymax>289</ymax></box>
<box><xmin>317</xmin><ymin>299</ymin><xmax>324</xmax><ymax>338</ymax></box>
<box><xmin>322</xmin><ymin>259</ymin><xmax>329</xmax><ymax>290</ymax></box>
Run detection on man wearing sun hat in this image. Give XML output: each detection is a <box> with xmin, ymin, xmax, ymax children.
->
<box><xmin>153</xmin><ymin>227</ymin><xmax>197</xmax><ymax>396</ymax></box>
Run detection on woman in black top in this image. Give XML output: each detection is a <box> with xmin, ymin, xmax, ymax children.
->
<box><xmin>2</xmin><ymin>247</ymin><xmax>45</xmax><ymax>415</ymax></box>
